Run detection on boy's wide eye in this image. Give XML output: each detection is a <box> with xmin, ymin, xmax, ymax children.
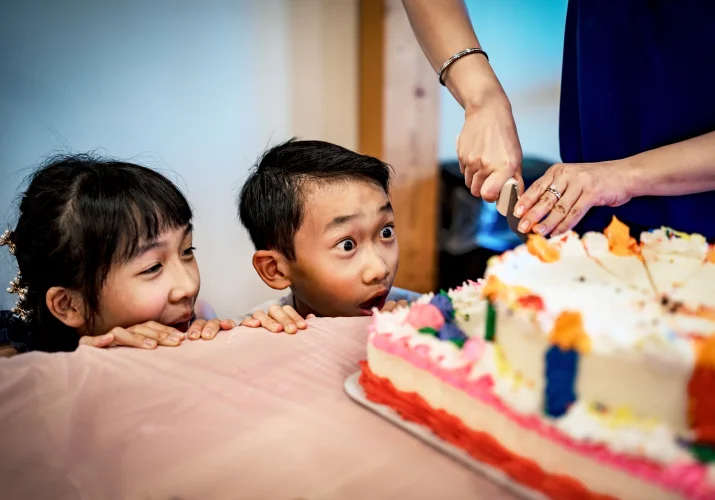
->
<box><xmin>339</xmin><ymin>239</ymin><xmax>356</xmax><ymax>252</ymax></box>
<box><xmin>381</xmin><ymin>226</ymin><xmax>395</xmax><ymax>239</ymax></box>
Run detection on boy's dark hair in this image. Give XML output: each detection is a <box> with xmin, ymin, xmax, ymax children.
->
<box><xmin>8</xmin><ymin>153</ymin><xmax>192</xmax><ymax>352</ymax></box>
<box><xmin>238</xmin><ymin>138</ymin><xmax>392</xmax><ymax>261</ymax></box>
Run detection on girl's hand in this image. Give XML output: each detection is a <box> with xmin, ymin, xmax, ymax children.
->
<box><xmin>79</xmin><ymin>321</ymin><xmax>186</xmax><ymax>350</ymax></box>
<box><xmin>186</xmin><ymin>318</ymin><xmax>236</xmax><ymax>340</ymax></box>
<box><xmin>240</xmin><ymin>305</ymin><xmax>314</xmax><ymax>334</ymax></box>
<box><xmin>381</xmin><ymin>300</ymin><xmax>409</xmax><ymax>313</ymax></box>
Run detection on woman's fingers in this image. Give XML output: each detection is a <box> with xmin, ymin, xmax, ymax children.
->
<box><xmin>533</xmin><ymin>184</ymin><xmax>582</xmax><ymax>237</ymax></box>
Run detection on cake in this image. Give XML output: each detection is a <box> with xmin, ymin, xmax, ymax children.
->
<box><xmin>360</xmin><ymin>217</ymin><xmax>715</xmax><ymax>499</ymax></box>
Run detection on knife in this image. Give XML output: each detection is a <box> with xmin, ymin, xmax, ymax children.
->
<box><xmin>497</xmin><ymin>178</ymin><xmax>528</xmax><ymax>242</ymax></box>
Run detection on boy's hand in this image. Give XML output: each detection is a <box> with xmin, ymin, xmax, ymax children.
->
<box><xmin>240</xmin><ymin>305</ymin><xmax>314</xmax><ymax>334</ymax></box>
<box><xmin>186</xmin><ymin>318</ymin><xmax>236</xmax><ymax>340</ymax></box>
<box><xmin>79</xmin><ymin>321</ymin><xmax>186</xmax><ymax>350</ymax></box>
<box><xmin>381</xmin><ymin>300</ymin><xmax>409</xmax><ymax>313</ymax></box>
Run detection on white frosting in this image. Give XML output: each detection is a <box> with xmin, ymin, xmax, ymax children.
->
<box><xmin>554</xmin><ymin>402</ymin><xmax>688</xmax><ymax>464</ymax></box>
<box><xmin>640</xmin><ymin>228</ymin><xmax>708</xmax><ymax>259</ymax></box>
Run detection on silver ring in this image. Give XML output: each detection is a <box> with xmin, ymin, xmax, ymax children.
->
<box><xmin>547</xmin><ymin>184</ymin><xmax>562</xmax><ymax>200</ymax></box>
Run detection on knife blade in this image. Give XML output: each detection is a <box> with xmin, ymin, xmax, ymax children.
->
<box><xmin>497</xmin><ymin>178</ymin><xmax>528</xmax><ymax>242</ymax></box>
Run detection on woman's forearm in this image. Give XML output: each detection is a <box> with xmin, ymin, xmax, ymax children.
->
<box><xmin>624</xmin><ymin>130</ymin><xmax>715</xmax><ymax>198</ymax></box>
<box><xmin>401</xmin><ymin>0</ymin><xmax>507</xmax><ymax>110</ymax></box>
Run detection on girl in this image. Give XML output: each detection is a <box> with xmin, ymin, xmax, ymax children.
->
<box><xmin>0</xmin><ymin>153</ymin><xmax>234</xmax><ymax>356</ymax></box>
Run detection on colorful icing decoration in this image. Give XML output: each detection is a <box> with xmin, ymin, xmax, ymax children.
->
<box><xmin>544</xmin><ymin>312</ymin><xmax>589</xmax><ymax>418</ymax></box>
<box><xmin>438</xmin><ymin>322</ymin><xmax>467</xmax><ymax>348</ymax></box>
<box><xmin>517</xmin><ymin>294</ymin><xmax>545</xmax><ymax>311</ymax></box>
<box><xmin>604</xmin><ymin>216</ymin><xmax>639</xmax><ymax>256</ymax></box>
<box><xmin>430</xmin><ymin>293</ymin><xmax>455</xmax><ymax>320</ymax></box>
<box><xmin>526</xmin><ymin>234</ymin><xmax>560</xmax><ymax>263</ymax></box>
<box><xmin>406</xmin><ymin>304</ymin><xmax>445</xmax><ymax>331</ymax></box>
<box><xmin>548</xmin><ymin>311</ymin><xmax>591</xmax><ymax>354</ymax></box>
<box><xmin>688</xmin><ymin>335</ymin><xmax>715</xmax><ymax>446</ymax></box>
<box><xmin>544</xmin><ymin>345</ymin><xmax>579</xmax><ymax>418</ymax></box>
<box><xmin>707</xmin><ymin>246</ymin><xmax>715</xmax><ymax>264</ymax></box>
<box><xmin>461</xmin><ymin>337</ymin><xmax>486</xmax><ymax>363</ymax></box>
<box><xmin>485</xmin><ymin>301</ymin><xmax>496</xmax><ymax>342</ymax></box>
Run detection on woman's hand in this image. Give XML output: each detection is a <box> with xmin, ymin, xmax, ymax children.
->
<box><xmin>241</xmin><ymin>305</ymin><xmax>314</xmax><ymax>334</ymax></box>
<box><xmin>514</xmin><ymin>161</ymin><xmax>631</xmax><ymax>237</ymax></box>
<box><xmin>79</xmin><ymin>321</ymin><xmax>186</xmax><ymax>349</ymax></box>
<box><xmin>458</xmin><ymin>99</ymin><xmax>524</xmax><ymax>201</ymax></box>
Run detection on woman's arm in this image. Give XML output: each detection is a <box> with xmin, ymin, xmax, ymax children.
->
<box><xmin>625</xmin><ymin>130</ymin><xmax>715</xmax><ymax>198</ymax></box>
<box><xmin>401</xmin><ymin>0</ymin><xmax>499</xmax><ymax>108</ymax></box>
<box><xmin>401</xmin><ymin>0</ymin><xmax>524</xmax><ymax>201</ymax></box>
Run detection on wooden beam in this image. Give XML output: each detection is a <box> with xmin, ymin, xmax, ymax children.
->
<box><xmin>358</xmin><ymin>0</ymin><xmax>440</xmax><ymax>293</ymax></box>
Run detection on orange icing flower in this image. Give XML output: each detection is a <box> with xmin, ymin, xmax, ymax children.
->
<box><xmin>482</xmin><ymin>275</ymin><xmax>532</xmax><ymax>302</ymax></box>
<box><xmin>526</xmin><ymin>234</ymin><xmax>560</xmax><ymax>263</ymax></box>
<box><xmin>604</xmin><ymin>216</ymin><xmax>640</xmax><ymax>256</ymax></box>
<box><xmin>707</xmin><ymin>246</ymin><xmax>715</xmax><ymax>264</ymax></box>
<box><xmin>695</xmin><ymin>335</ymin><xmax>715</xmax><ymax>370</ymax></box>
<box><xmin>548</xmin><ymin>311</ymin><xmax>591</xmax><ymax>354</ymax></box>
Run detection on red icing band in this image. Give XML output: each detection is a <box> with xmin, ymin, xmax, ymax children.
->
<box><xmin>359</xmin><ymin>360</ymin><xmax>617</xmax><ymax>500</ymax></box>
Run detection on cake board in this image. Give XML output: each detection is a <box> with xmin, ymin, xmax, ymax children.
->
<box><xmin>344</xmin><ymin>371</ymin><xmax>545</xmax><ymax>500</ymax></box>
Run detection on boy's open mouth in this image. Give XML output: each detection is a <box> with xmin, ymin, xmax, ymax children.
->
<box><xmin>359</xmin><ymin>292</ymin><xmax>388</xmax><ymax>315</ymax></box>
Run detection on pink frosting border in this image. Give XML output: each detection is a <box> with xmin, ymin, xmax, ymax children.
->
<box><xmin>370</xmin><ymin>329</ymin><xmax>715</xmax><ymax>500</ymax></box>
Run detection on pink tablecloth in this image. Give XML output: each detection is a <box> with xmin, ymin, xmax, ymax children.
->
<box><xmin>0</xmin><ymin>317</ymin><xmax>515</xmax><ymax>500</ymax></box>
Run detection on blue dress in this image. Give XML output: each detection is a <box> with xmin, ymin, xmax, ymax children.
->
<box><xmin>560</xmin><ymin>0</ymin><xmax>715</xmax><ymax>238</ymax></box>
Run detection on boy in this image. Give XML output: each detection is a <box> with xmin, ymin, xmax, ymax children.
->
<box><xmin>237</xmin><ymin>139</ymin><xmax>418</xmax><ymax>333</ymax></box>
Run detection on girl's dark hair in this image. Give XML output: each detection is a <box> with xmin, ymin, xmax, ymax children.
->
<box><xmin>7</xmin><ymin>153</ymin><xmax>192</xmax><ymax>352</ymax></box>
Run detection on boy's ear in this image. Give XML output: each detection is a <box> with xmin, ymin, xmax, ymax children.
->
<box><xmin>45</xmin><ymin>287</ymin><xmax>86</xmax><ymax>329</ymax></box>
<box><xmin>252</xmin><ymin>250</ymin><xmax>292</xmax><ymax>290</ymax></box>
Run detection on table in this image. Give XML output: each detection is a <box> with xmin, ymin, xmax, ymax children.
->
<box><xmin>0</xmin><ymin>317</ymin><xmax>516</xmax><ymax>500</ymax></box>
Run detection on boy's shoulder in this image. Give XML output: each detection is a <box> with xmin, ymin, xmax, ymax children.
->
<box><xmin>386</xmin><ymin>286</ymin><xmax>421</xmax><ymax>303</ymax></box>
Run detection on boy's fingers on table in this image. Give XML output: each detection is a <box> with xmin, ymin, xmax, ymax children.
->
<box><xmin>267</xmin><ymin>305</ymin><xmax>298</xmax><ymax>334</ymax></box>
<box><xmin>252</xmin><ymin>310</ymin><xmax>284</xmax><ymax>333</ymax></box>
<box><xmin>282</xmin><ymin>305</ymin><xmax>308</xmax><ymax>330</ymax></box>
<box><xmin>395</xmin><ymin>299</ymin><xmax>409</xmax><ymax>309</ymax></box>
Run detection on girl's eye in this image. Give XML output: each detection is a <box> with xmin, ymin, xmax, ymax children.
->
<box><xmin>381</xmin><ymin>226</ymin><xmax>395</xmax><ymax>239</ymax></box>
<box><xmin>183</xmin><ymin>246</ymin><xmax>196</xmax><ymax>257</ymax></box>
<box><xmin>142</xmin><ymin>263</ymin><xmax>163</xmax><ymax>275</ymax></box>
<box><xmin>339</xmin><ymin>239</ymin><xmax>356</xmax><ymax>252</ymax></box>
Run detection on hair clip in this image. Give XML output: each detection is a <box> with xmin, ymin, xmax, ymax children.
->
<box><xmin>11</xmin><ymin>304</ymin><xmax>30</xmax><ymax>322</ymax></box>
<box><xmin>0</xmin><ymin>229</ymin><xmax>16</xmax><ymax>255</ymax></box>
<box><xmin>7</xmin><ymin>272</ymin><xmax>30</xmax><ymax>322</ymax></box>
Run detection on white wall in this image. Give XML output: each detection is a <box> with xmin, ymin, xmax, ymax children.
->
<box><xmin>439</xmin><ymin>0</ymin><xmax>569</xmax><ymax>163</ymax></box>
<box><xmin>0</xmin><ymin>0</ymin><xmax>358</xmax><ymax>317</ymax></box>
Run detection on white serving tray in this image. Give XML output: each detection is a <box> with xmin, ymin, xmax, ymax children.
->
<box><xmin>344</xmin><ymin>371</ymin><xmax>545</xmax><ymax>500</ymax></box>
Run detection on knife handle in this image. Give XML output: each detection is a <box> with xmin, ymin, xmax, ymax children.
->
<box><xmin>496</xmin><ymin>178</ymin><xmax>518</xmax><ymax>217</ymax></box>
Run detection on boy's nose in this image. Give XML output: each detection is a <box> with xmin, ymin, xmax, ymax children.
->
<box><xmin>362</xmin><ymin>253</ymin><xmax>390</xmax><ymax>285</ymax></box>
